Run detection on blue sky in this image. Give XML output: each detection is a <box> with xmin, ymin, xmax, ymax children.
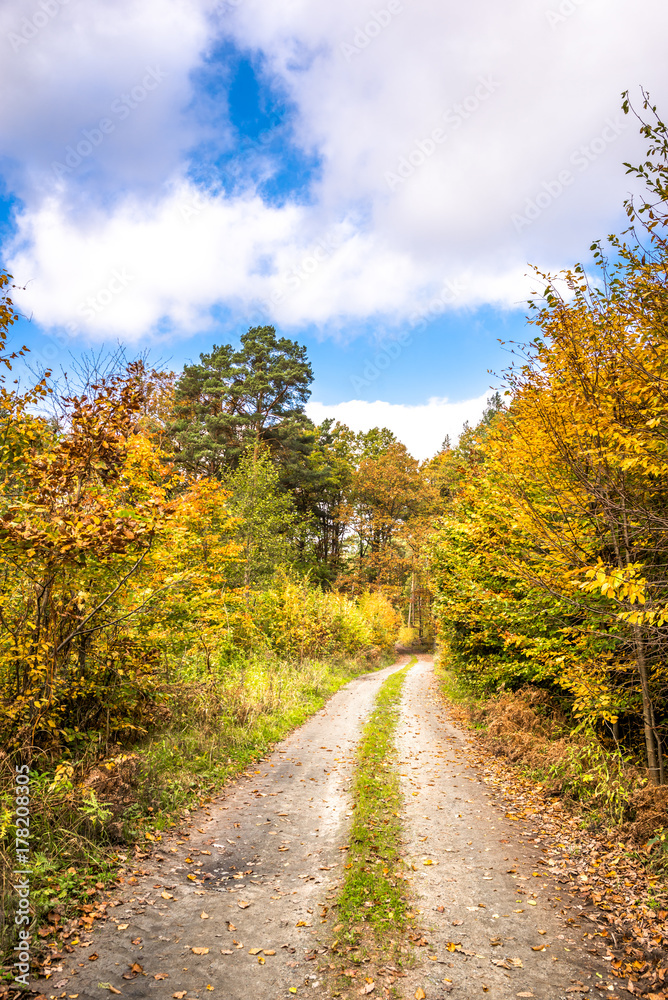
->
<box><xmin>1</xmin><ymin>0</ymin><xmax>667</xmax><ymax>457</ymax></box>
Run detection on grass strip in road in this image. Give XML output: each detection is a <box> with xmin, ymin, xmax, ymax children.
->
<box><xmin>335</xmin><ymin>661</ymin><xmax>413</xmax><ymax>948</ymax></box>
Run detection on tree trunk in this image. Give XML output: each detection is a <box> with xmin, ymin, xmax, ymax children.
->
<box><xmin>634</xmin><ymin>627</ymin><xmax>661</xmax><ymax>784</ymax></box>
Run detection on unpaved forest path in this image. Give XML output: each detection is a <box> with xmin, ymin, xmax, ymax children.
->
<box><xmin>396</xmin><ymin>659</ymin><xmax>615</xmax><ymax>1000</ymax></box>
<box><xmin>53</xmin><ymin>659</ymin><xmax>613</xmax><ymax>1000</ymax></box>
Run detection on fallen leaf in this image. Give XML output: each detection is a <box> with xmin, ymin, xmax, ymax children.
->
<box><xmin>220</xmin><ymin>949</ymin><xmax>233</xmax><ymax>955</ymax></box>
<box><xmin>161</xmin><ymin>892</ymin><xmax>174</xmax><ymax>900</ymax></box>
<box><xmin>415</xmin><ymin>990</ymin><xmax>426</xmax><ymax>1000</ymax></box>
<box><xmin>360</xmin><ymin>983</ymin><xmax>375</xmax><ymax>995</ymax></box>
<box><xmin>200</xmin><ymin>912</ymin><xmax>209</xmax><ymax>920</ymax></box>
<box><xmin>445</xmin><ymin>942</ymin><xmax>461</xmax><ymax>952</ymax></box>
<box><xmin>131</xmin><ymin>938</ymin><xmax>142</xmax><ymax>945</ymax></box>
<box><xmin>263</xmin><ymin>949</ymin><xmax>276</xmax><ymax>955</ymax></box>
<box><xmin>452</xmin><ymin>919</ymin><xmax>463</xmax><ymax>926</ymax></box>
<box><xmin>237</xmin><ymin>900</ymin><xmax>251</xmax><ymax>909</ymax></box>
<box><xmin>227</xmin><ymin>922</ymin><xmax>237</xmax><ymax>931</ymax></box>
<box><xmin>88</xmin><ymin>953</ymin><xmax>99</xmax><ymax>961</ymax></box>
<box><xmin>129</xmin><ymin>964</ymin><xmax>143</xmax><ymax>974</ymax></box>
<box><xmin>527</xmin><ymin>900</ymin><xmax>537</xmax><ymax>906</ymax></box>
<box><xmin>516</xmin><ymin>994</ymin><xmax>534</xmax><ymax>998</ymax></box>
<box><xmin>249</xmin><ymin>948</ymin><xmax>262</xmax><ymax>955</ymax></box>
<box><xmin>116</xmin><ymin>924</ymin><xmax>129</xmax><ymax>930</ymax></box>
<box><xmin>531</xmin><ymin>945</ymin><xmax>545</xmax><ymax>952</ymax></box>
<box><xmin>289</xmin><ymin>989</ymin><xmax>297</xmax><ymax>995</ymax></box>
<box><xmin>423</xmin><ymin>859</ymin><xmax>434</xmax><ymax>866</ymax></box>
<box><xmin>173</xmin><ymin>993</ymin><xmax>187</xmax><ymax>999</ymax></box>
<box><xmin>154</xmin><ymin>973</ymin><xmax>169</xmax><ymax>980</ymax></box>
<box><xmin>296</xmin><ymin>920</ymin><xmax>308</xmax><ymax>927</ymax></box>
<box><xmin>191</xmin><ymin>947</ymin><xmax>209</xmax><ymax>955</ymax></box>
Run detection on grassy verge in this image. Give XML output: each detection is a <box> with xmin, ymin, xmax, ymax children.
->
<box><xmin>0</xmin><ymin>652</ymin><xmax>391</xmax><ymax>982</ymax></box>
<box><xmin>329</xmin><ymin>661</ymin><xmax>414</xmax><ymax>995</ymax></box>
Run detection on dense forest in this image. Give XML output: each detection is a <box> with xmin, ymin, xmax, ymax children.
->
<box><xmin>0</xmin><ymin>308</ymin><xmax>446</xmax><ymax>754</ymax></box>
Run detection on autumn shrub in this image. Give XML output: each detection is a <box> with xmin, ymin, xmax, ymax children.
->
<box><xmin>359</xmin><ymin>591</ymin><xmax>402</xmax><ymax>650</ymax></box>
<box><xmin>246</xmin><ymin>579</ymin><xmax>398</xmax><ymax>660</ymax></box>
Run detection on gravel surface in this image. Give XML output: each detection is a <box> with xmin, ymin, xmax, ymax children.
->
<box><xmin>53</xmin><ymin>658</ymin><xmax>407</xmax><ymax>1000</ymax></box>
<box><xmin>397</xmin><ymin>658</ymin><xmax>620</xmax><ymax>1000</ymax></box>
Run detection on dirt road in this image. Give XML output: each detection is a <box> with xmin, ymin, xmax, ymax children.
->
<box><xmin>53</xmin><ymin>659</ymin><xmax>406</xmax><ymax>1000</ymax></box>
<box><xmin>45</xmin><ymin>658</ymin><xmax>614</xmax><ymax>1000</ymax></box>
<box><xmin>397</xmin><ymin>660</ymin><xmax>618</xmax><ymax>999</ymax></box>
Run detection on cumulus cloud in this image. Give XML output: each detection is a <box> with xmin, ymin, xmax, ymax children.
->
<box><xmin>0</xmin><ymin>0</ymin><xmax>210</xmax><ymax>201</ymax></box>
<box><xmin>305</xmin><ymin>393</ymin><xmax>491</xmax><ymax>461</ymax></box>
<box><xmin>3</xmin><ymin>0</ymin><xmax>668</xmax><ymax>339</ymax></box>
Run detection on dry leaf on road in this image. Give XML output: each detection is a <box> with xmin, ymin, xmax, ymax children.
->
<box><xmin>191</xmin><ymin>947</ymin><xmax>209</xmax><ymax>955</ymax></box>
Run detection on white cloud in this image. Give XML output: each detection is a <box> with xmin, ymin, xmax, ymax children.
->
<box><xmin>3</xmin><ymin>0</ymin><xmax>668</xmax><ymax>339</ymax></box>
<box><xmin>0</xmin><ymin>0</ymin><xmax>209</xmax><ymax>199</ymax></box>
<box><xmin>306</xmin><ymin>393</ymin><xmax>491</xmax><ymax>461</ymax></box>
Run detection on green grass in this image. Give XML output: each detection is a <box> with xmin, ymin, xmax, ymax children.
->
<box><xmin>335</xmin><ymin>662</ymin><xmax>413</xmax><ymax>948</ymax></box>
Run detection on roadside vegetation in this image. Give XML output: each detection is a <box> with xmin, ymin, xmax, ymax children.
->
<box><xmin>427</xmin><ymin>96</ymin><xmax>668</xmax><ymax>826</ymax></box>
